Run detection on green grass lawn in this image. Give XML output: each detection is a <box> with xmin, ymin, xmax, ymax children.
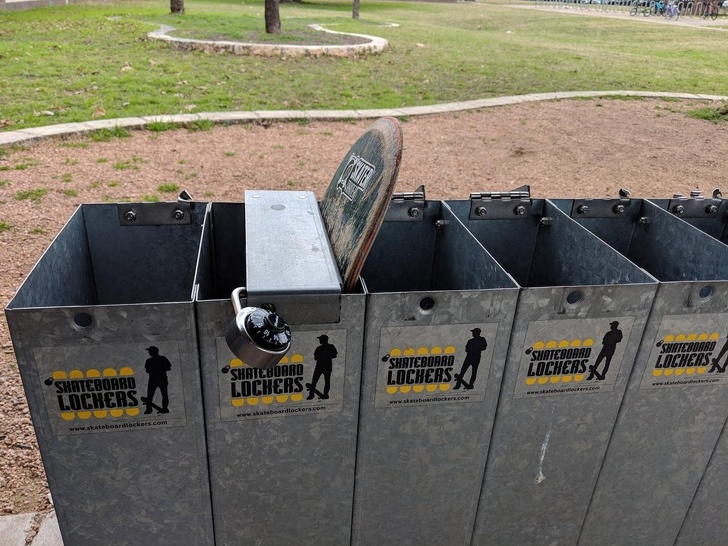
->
<box><xmin>1</xmin><ymin>0</ymin><xmax>727</xmax><ymax>131</ymax></box>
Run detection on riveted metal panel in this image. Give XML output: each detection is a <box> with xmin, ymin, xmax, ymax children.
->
<box><xmin>5</xmin><ymin>204</ymin><xmax>213</xmax><ymax>546</ymax></box>
<box><xmin>351</xmin><ymin>201</ymin><xmax>519</xmax><ymax>546</ymax></box>
<box><xmin>448</xmin><ymin>198</ymin><xmax>658</xmax><ymax>546</ymax></box>
<box><xmin>551</xmin><ymin>199</ymin><xmax>728</xmax><ymax>546</ymax></box>
<box><xmin>195</xmin><ymin>200</ymin><xmax>365</xmax><ymax>545</ymax></box>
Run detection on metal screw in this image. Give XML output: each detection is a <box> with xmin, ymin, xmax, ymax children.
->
<box><xmin>124</xmin><ymin>209</ymin><xmax>137</xmax><ymax>222</ymax></box>
<box><xmin>475</xmin><ymin>206</ymin><xmax>487</xmax><ymax>217</ymax></box>
<box><xmin>408</xmin><ymin>207</ymin><xmax>420</xmax><ymax>218</ymax></box>
<box><xmin>434</xmin><ymin>219</ymin><xmax>446</xmax><ymax>230</ymax></box>
<box><xmin>613</xmin><ymin>204</ymin><xmax>626</xmax><ymax>214</ymax></box>
<box><xmin>576</xmin><ymin>204</ymin><xmax>589</xmax><ymax>215</ymax></box>
<box><xmin>539</xmin><ymin>217</ymin><xmax>552</xmax><ymax>227</ymax></box>
<box><xmin>173</xmin><ymin>208</ymin><xmax>185</xmax><ymax>221</ymax></box>
<box><xmin>672</xmin><ymin>204</ymin><xmax>685</xmax><ymax>215</ymax></box>
<box><xmin>706</xmin><ymin>204</ymin><xmax>719</xmax><ymax>214</ymax></box>
<box><xmin>638</xmin><ymin>216</ymin><xmax>651</xmax><ymax>225</ymax></box>
<box><xmin>513</xmin><ymin>205</ymin><xmax>526</xmax><ymax>216</ymax></box>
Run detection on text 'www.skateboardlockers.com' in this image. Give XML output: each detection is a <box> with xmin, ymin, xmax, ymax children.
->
<box><xmin>66</xmin><ymin>419</ymin><xmax>169</xmax><ymax>433</ymax></box>
<box><xmin>388</xmin><ymin>395</ymin><xmax>471</xmax><ymax>405</ymax></box>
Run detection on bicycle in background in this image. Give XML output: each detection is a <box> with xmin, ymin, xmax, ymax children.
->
<box><xmin>703</xmin><ymin>0</ymin><xmax>720</xmax><ymax>19</ymax></box>
<box><xmin>664</xmin><ymin>1</ymin><xmax>680</xmax><ymax>18</ymax></box>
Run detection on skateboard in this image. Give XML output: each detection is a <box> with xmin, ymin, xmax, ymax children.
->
<box><xmin>141</xmin><ymin>396</ymin><xmax>169</xmax><ymax>414</ymax></box>
<box><xmin>453</xmin><ymin>372</ymin><xmax>471</xmax><ymax>390</ymax></box>
<box><xmin>586</xmin><ymin>365</ymin><xmax>604</xmax><ymax>381</ymax></box>
<box><xmin>319</xmin><ymin>117</ymin><xmax>404</xmax><ymax>292</ymax></box>
<box><xmin>305</xmin><ymin>383</ymin><xmax>328</xmax><ymax>400</ymax></box>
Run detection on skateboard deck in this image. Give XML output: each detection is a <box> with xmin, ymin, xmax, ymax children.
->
<box><xmin>319</xmin><ymin>117</ymin><xmax>404</xmax><ymax>292</ymax></box>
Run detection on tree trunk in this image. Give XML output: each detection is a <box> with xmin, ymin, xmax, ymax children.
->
<box><xmin>265</xmin><ymin>0</ymin><xmax>281</xmax><ymax>34</ymax></box>
<box><xmin>170</xmin><ymin>0</ymin><xmax>185</xmax><ymax>14</ymax></box>
<box><xmin>352</xmin><ymin>0</ymin><xmax>360</xmax><ymax>19</ymax></box>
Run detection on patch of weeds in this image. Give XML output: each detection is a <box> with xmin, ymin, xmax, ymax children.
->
<box><xmin>113</xmin><ymin>156</ymin><xmax>147</xmax><ymax>170</ymax></box>
<box><xmin>14</xmin><ymin>188</ymin><xmax>48</xmax><ymax>204</ymax></box>
<box><xmin>108</xmin><ymin>181</ymin><xmax>119</xmax><ymax>188</ymax></box>
<box><xmin>0</xmin><ymin>166</ymin><xmax>9</xmax><ymax>172</ymax></box>
<box><xmin>62</xmin><ymin>189</ymin><xmax>78</xmax><ymax>197</ymax></box>
<box><xmin>0</xmin><ymin>221</ymin><xmax>11</xmax><ymax>233</ymax></box>
<box><xmin>178</xmin><ymin>159</ymin><xmax>186</xmax><ymax>165</ymax></box>
<box><xmin>15</xmin><ymin>159</ymin><xmax>40</xmax><ymax>170</ymax></box>
<box><xmin>90</xmin><ymin>126</ymin><xmax>131</xmax><ymax>142</ymax></box>
<box><xmin>296</xmin><ymin>118</ymin><xmax>310</xmax><ymax>127</ymax></box>
<box><xmin>686</xmin><ymin>107</ymin><xmax>728</xmax><ymax>123</ymax></box>
<box><xmin>61</xmin><ymin>173</ymin><xmax>73</xmax><ymax>183</ymax></box>
<box><xmin>29</xmin><ymin>227</ymin><xmax>44</xmax><ymax>235</ymax></box>
<box><xmin>62</xmin><ymin>158</ymin><xmax>78</xmax><ymax>166</ymax></box>
<box><xmin>224</xmin><ymin>151</ymin><xmax>236</xmax><ymax>157</ymax></box>
<box><xmin>0</xmin><ymin>147</ymin><xmax>6</xmax><ymax>160</ymax></box>
<box><xmin>602</xmin><ymin>95</ymin><xmax>644</xmax><ymax>101</ymax></box>
<box><xmin>320</xmin><ymin>131</ymin><xmax>334</xmax><ymax>137</ymax></box>
<box><xmin>187</xmin><ymin>119</ymin><xmax>214</xmax><ymax>132</ymax></box>
<box><xmin>184</xmin><ymin>172</ymin><xmax>198</xmax><ymax>181</ymax></box>
<box><xmin>203</xmin><ymin>191</ymin><xmax>215</xmax><ymax>198</ymax></box>
<box><xmin>59</xmin><ymin>141</ymin><xmax>89</xmax><ymax>149</ymax></box>
<box><xmin>158</xmin><ymin>183</ymin><xmax>179</xmax><ymax>193</ymax></box>
<box><xmin>96</xmin><ymin>158</ymin><xmax>109</xmax><ymax>164</ymax></box>
<box><xmin>0</xmin><ymin>178</ymin><xmax>8</xmax><ymax>188</ymax></box>
<box><xmin>90</xmin><ymin>182</ymin><xmax>101</xmax><ymax>189</ymax></box>
<box><xmin>142</xmin><ymin>194</ymin><xmax>159</xmax><ymax>202</ymax></box>
<box><xmin>286</xmin><ymin>180</ymin><xmax>296</xmax><ymax>187</ymax></box>
<box><xmin>147</xmin><ymin>121</ymin><xmax>177</xmax><ymax>133</ymax></box>
<box><xmin>396</xmin><ymin>115</ymin><xmax>410</xmax><ymax>123</ymax></box>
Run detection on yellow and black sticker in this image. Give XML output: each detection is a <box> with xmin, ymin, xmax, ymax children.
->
<box><xmin>216</xmin><ymin>330</ymin><xmax>347</xmax><ymax>421</ymax></box>
<box><xmin>375</xmin><ymin>323</ymin><xmax>499</xmax><ymax>408</ymax></box>
<box><xmin>639</xmin><ymin>313</ymin><xmax>728</xmax><ymax>389</ymax></box>
<box><xmin>514</xmin><ymin>317</ymin><xmax>634</xmax><ymax>399</ymax></box>
<box><xmin>34</xmin><ymin>342</ymin><xmax>187</xmax><ymax>436</ymax></box>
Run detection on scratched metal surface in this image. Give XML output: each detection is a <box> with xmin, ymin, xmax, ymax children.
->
<box><xmin>5</xmin><ymin>205</ymin><xmax>213</xmax><ymax>546</ymax></box>
<box><xmin>318</xmin><ymin>117</ymin><xmax>403</xmax><ymax>292</ymax></box>
<box><xmin>352</xmin><ymin>202</ymin><xmax>519</xmax><ymax>546</ymax></box>
<box><xmin>195</xmin><ymin>202</ymin><xmax>365</xmax><ymax>545</ymax></box>
<box><xmin>447</xmin><ymin>199</ymin><xmax>658</xmax><ymax>546</ymax></box>
<box><xmin>567</xmin><ymin>200</ymin><xmax>728</xmax><ymax>546</ymax></box>
<box><xmin>653</xmin><ymin>199</ymin><xmax>728</xmax><ymax>545</ymax></box>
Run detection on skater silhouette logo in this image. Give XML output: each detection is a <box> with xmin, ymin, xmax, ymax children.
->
<box><xmin>586</xmin><ymin>322</ymin><xmax>623</xmax><ymax>382</ymax></box>
<box><xmin>453</xmin><ymin>328</ymin><xmax>488</xmax><ymax>391</ymax></box>
<box><xmin>306</xmin><ymin>335</ymin><xmax>338</xmax><ymax>400</ymax></box>
<box><xmin>142</xmin><ymin>346</ymin><xmax>171</xmax><ymax>414</ymax></box>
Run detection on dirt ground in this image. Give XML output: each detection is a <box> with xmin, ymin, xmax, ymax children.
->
<box><xmin>1</xmin><ymin>96</ymin><xmax>727</xmax><ymax>516</ymax></box>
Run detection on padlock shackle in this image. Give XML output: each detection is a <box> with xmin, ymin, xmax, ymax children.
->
<box><xmin>231</xmin><ymin>287</ymin><xmax>246</xmax><ymax>315</ymax></box>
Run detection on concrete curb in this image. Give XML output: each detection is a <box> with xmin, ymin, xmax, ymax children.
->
<box><xmin>1</xmin><ymin>91</ymin><xmax>727</xmax><ymax>148</ymax></box>
<box><xmin>0</xmin><ymin>511</ymin><xmax>61</xmax><ymax>546</ymax></box>
<box><xmin>147</xmin><ymin>23</ymin><xmax>389</xmax><ymax>58</ymax></box>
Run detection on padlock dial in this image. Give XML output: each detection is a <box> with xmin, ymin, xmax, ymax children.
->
<box><xmin>244</xmin><ymin>308</ymin><xmax>291</xmax><ymax>352</ymax></box>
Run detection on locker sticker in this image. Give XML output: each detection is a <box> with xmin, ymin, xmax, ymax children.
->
<box><xmin>513</xmin><ymin>317</ymin><xmax>635</xmax><ymax>399</ymax></box>
<box><xmin>639</xmin><ymin>313</ymin><xmax>728</xmax><ymax>389</ymax></box>
<box><xmin>216</xmin><ymin>329</ymin><xmax>347</xmax><ymax>421</ymax></box>
<box><xmin>34</xmin><ymin>342</ymin><xmax>187</xmax><ymax>436</ymax></box>
<box><xmin>375</xmin><ymin>323</ymin><xmax>499</xmax><ymax>409</ymax></box>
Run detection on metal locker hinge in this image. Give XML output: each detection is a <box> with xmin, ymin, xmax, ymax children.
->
<box><xmin>469</xmin><ymin>185</ymin><xmax>531</xmax><ymax>220</ymax></box>
<box><xmin>386</xmin><ymin>185</ymin><xmax>427</xmax><ymax>221</ymax></box>
<box><xmin>667</xmin><ymin>189</ymin><xmax>722</xmax><ymax>218</ymax></box>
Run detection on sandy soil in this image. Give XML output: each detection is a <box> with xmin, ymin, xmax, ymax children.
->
<box><xmin>1</xmin><ymin>96</ymin><xmax>727</xmax><ymax>515</ymax></box>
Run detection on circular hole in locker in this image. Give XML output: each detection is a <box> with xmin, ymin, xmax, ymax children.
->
<box><xmin>419</xmin><ymin>297</ymin><xmax>435</xmax><ymax>311</ymax></box>
<box><xmin>699</xmin><ymin>285</ymin><xmax>715</xmax><ymax>300</ymax></box>
<box><xmin>73</xmin><ymin>312</ymin><xmax>94</xmax><ymax>331</ymax></box>
<box><xmin>566</xmin><ymin>290</ymin><xmax>583</xmax><ymax>305</ymax></box>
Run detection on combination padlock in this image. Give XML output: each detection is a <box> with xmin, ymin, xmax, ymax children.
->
<box><xmin>224</xmin><ymin>287</ymin><xmax>291</xmax><ymax>369</ymax></box>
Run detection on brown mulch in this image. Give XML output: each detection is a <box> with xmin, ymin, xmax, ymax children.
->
<box><xmin>1</xmin><ymin>96</ymin><xmax>727</xmax><ymax>515</ymax></box>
